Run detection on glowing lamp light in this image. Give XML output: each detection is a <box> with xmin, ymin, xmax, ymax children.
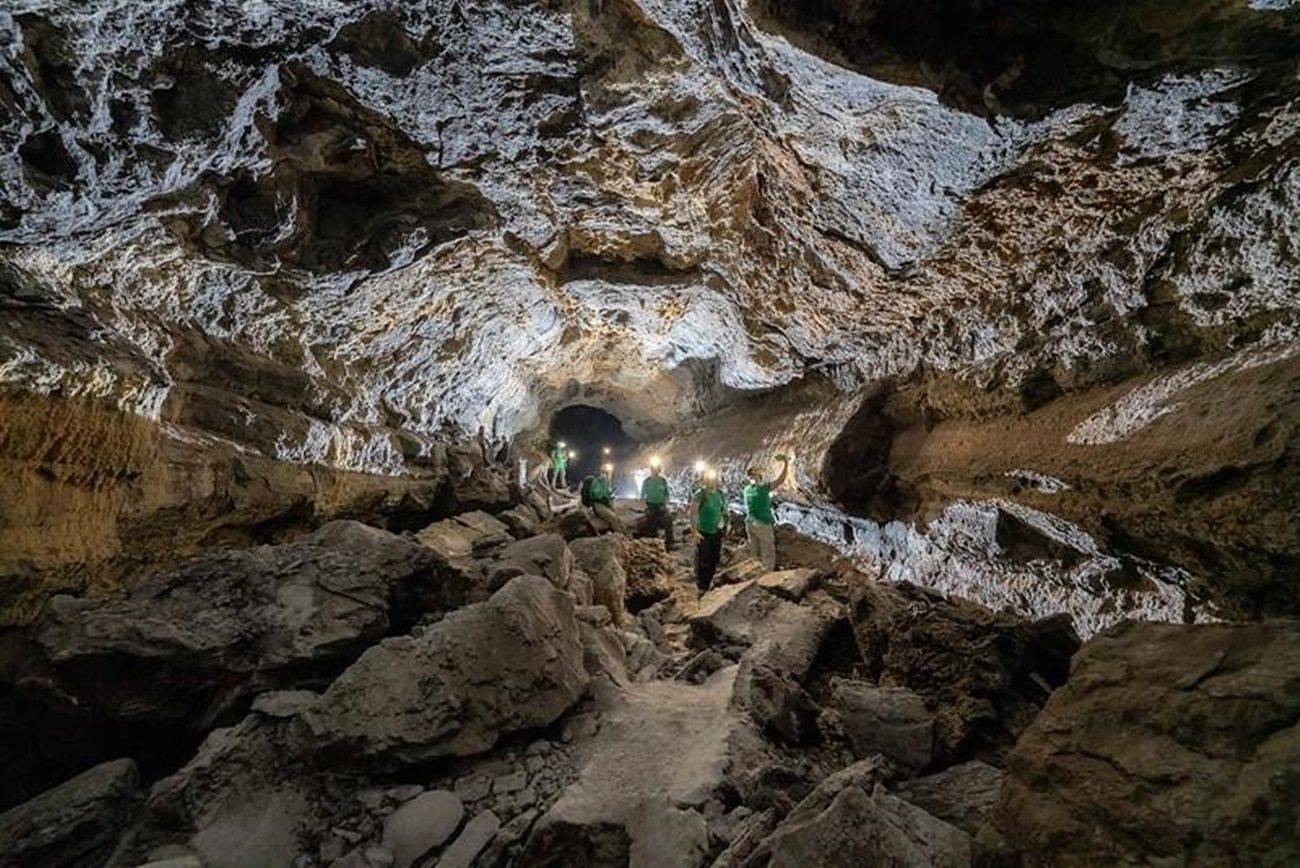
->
<box><xmin>558</xmin><ymin>441</ymin><xmax>567</xmax><ymax>448</ymax></box>
<box><xmin>567</xmin><ymin>450</ymin><xmax>576</xmax><ymax>459</ymax></box>
<box><xmin>693</xmin><ymin>460</ymin><xmax>707</xmax><ymax>474</ymax></box>
<box><xmin>649</xmin><ymin>454</ymin><xmax>663</xmax><ymax>469</ymax></box>
<box><xmin>603</xmin><ymin>446</ymin><xmax>611</xmax><ymax>455</ymax></box>
<box><xmin>602</xmin><ymin>462</ymin><xmax>614</xmax><ymax>474</ymax></box>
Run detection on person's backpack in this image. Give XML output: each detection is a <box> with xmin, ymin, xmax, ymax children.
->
<box><xmin>580</xmin><ymin>475</ymin><xmax>596</xmax><ymax>507</ymax></box>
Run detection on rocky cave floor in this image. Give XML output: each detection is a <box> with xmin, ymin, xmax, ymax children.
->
<box><xmin>1</xmin><ymin>453</ymin><xmax>1295</xmax><ymax>868</ymax></box>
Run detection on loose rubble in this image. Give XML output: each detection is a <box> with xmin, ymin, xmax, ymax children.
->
<box><xmin>1</xmin><ymin>459</ymin><xmax>1296</xmax><ymax>867</ymax></box>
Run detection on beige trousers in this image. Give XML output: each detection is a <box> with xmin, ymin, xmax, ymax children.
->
<box><xmin>747</xmin><ymin>520</ymin><xmax>776</xmax><ymax>571</ymax></box>
<box><xmin>592</xmin><ymin>503</ymin><xmax>626</xmax><ymax>534</ymax></box>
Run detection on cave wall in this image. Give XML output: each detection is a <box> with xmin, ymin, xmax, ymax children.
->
<box><xmin>1</xmin><ymin>0</ymin><xmax>1298</xmax><ymax>618</ymax></box>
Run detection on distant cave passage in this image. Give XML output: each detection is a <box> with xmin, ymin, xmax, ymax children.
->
<box><xmin>547</xmin><ymin>405</ymin><xmax>640</xmax><ymax>491</ymax></box>
<box><xmin>821</xmin><ymin>393</ymin><xmax>905</xmax><ymax>521</ymax></box>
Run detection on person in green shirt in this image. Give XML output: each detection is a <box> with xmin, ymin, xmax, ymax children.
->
<box><xmin>550</xmin><ymin>441</ymin><xmax>569</xmax><ymax>489</ymax></box>
<box><xmin>587</xmin><ymin>463</ymin><xmax>626</xmax><ymax>534</ymax></box>
<box><xmin>744</xmin><ymin>454</ymin><xmax>789</xmax><ymax>571</ymax></box>
<box><xmin>639</xmin><ymin>458</ymin><xmax>673</xmax><ymax>550</ymax></box>
<box><xmin>689</xmin><ymin>468</ymin><xmax>728</xmax><ymax>591</ymax></box>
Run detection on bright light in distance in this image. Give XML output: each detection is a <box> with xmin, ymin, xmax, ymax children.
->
<box><xmin>633</xmin><ymin>469</ymin><xmax>649</xmax><ymax>492</ymax></box>
<box><xmin>558</xmin><ymin>441</ymin><xmax>566</xmax><ymax>447</ymax></box>
<box><xmin>567</xmin><ymin>450</ymin><xmax>576</xmax><ymax>459</ymax></box>
<box><xmin>693</xmin><ymin>460</ymin><xmax>706</xmax><ymax>474</ymax></box>
<box><xmin>603</xmin><ymin>446</ymin><xmax>611</xmax><ymax>455</ymax></box>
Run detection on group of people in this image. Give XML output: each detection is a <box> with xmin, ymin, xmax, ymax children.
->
<box><xmin>568</xmin><ymin>450</ymin><xmax>791</xmax><ymax>593</ymax></box>
<box><xmin>685</xmin><ymin>455</ymin><xmax>789</xmax><ymax>592</ymax></box>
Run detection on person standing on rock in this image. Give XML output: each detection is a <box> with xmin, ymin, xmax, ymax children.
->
<box><xmin>744</xmin><ymin>454</ymin><xmax>789</xmax><ymax>571</ymax></box>
<box><xmin>587</xmin><ymin>463</ymin><xmax>626</xmax><ymax>534</ymax></box>
<box><xmin>640</xmin><ymin>457</ymin><xmax>673</xmax><ymax>550</ymax></box>
<box><xmin>550</xmin><ymin>441</ymin><xmax>569</xmax><ymax>489</ymax></box>
<box><xmin>689</xmin><ymin>468</ymin><xmax>728</xmax><ymax>592</ymax></box>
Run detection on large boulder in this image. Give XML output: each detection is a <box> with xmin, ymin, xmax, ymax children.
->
<box><xmin>416</xmin><ymin>511</ymin><xmax>512</xmax><ymax>560</ymax></box>
<box><xmin>849</xmin><ymin>580</ymin><xmax>1080</xmax><ymax>761</ymax></box>
<box><xmin>26</xmin><ymin>521</ymin><xmax>460</xmax><ymax>728</ymax></box>
<box><xmin>826</xmin><ymin>679</ymin><xmax>934</xmax><ymax>774</ymax></box>
<box><xmin>692</xmin><ymin>580</ymin><xmax>843</xmax><ymax>744</ymax></box>
<box><xmin>307</xmin><ymin>575</ymin><xmax>588</xmax><ymax>765</ymax></box>
<box><xmin>0</xmin><ymin>758</ymin><xmax>140</xmax><ymax>868</ymax></box>
<box><xmin>383</xmin><ymin>790</ymin><xmax>464</xmax><ymax>868</ymax></box>
<box><xmin>621</xmin><ymin>538</ymin><xmax>675</xmax><ymax>612</ymax></box>
<box><xmin>521</xmin><ymin>667</ymin><xmax>758</xmax><ymax>866</ymax></box>
<box><xmin>446</xmin><ymin>443</ymin><xmax>513</xmax><ymax>512</ymax></box>
<box><xmin>744</xmin><ymin>758</ymin><xmax>970</xmax><ymax>867</ymax></box>
<box><xmin>893</xmin><ymin>760</ymin><xmax>1004</xmax><ymax>837</ymax></box>
<box><xmin>692</xmin><ymin>582</ymin><xmax>841</xmax><ymax>679</ymax></box>
<box><xmin>569</xmin><ymin>536</ymin><xmax>629</xmax><ymax>625</ymax></box>
<box><xmin>138</xmin><ymin>708</ymin><xmax>319</xmax><ymax>868</ymax></box>
<box><xmin>489</xmin><ymin>534</ymin><xmax>572</xmax><ymax>591</ymax></box>
<box><xmin>986</xmin><ymin>620</ymin><xmax>1300</xmax><ymax>866</ymax></box>
<box><xmin>498</xmin><ymin>504</ymin><xmax>543</xmax><ymax>539</ymax></box>
<box><xmin>544</xmin><ymin>507</ymin><xmax>600</xmax><ymax>542</ymax></box>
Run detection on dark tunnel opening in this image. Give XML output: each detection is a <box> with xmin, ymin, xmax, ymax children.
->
<box><xmin>547</xmin><ymin>404</ymin><xmax>641</xmax><ymax>492</ymax></box>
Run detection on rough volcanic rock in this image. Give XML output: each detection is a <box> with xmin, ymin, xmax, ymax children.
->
<box><xmin>850</xmin><ymin>579</ymin><xmax>1080</xmax><ymax>762</ymax></box>
<box><xmin>0</xmin><ymin>0</ymin><xmax>1297</xmax><ymax>626</ymax></box>
<box><xmin>489</xmin><ymin>534</ymin><xmax>573</xmax><ymax>592</ymax></box>
<box><xmin>569</xmin><ymin>536</ymin><xmax>629</xmax><ymax>626</ymax></box>
<box><xmin>619</xmin><ymin>538</ymin><xmax>676</xmax><ymax>613</ymax></box>
<box><xmin>744</xmin><ymin>758</ymin><xmax>970</xmax><ymax>867</ymax></box>
<box><xmin>0</xmin><ymin>758</ymin><xmax>140</xmax><ymax>868</ymax></box>
<box><xmin>307</xmin><ymin>575</ymin><xmax>588</xmax><ymax>766</ymax></box>
<box><xmin>892</xmin><ymin>760</ymin><xmax>1005</xmax><ymax>838</ymax></box>
<box><xmin>28</xmin><ymin>520</ymin><xmax>458</xmax><ymax>727</ymax></box>
<box><xmin>826</xmin><ymin>679</ymin><xmax>934</xmax><ymax>773</ymax></box>
<box><xmin>382</xmin><ymin>790</ymin><xmax>464</xmax><ymax>868</ymax></box>
<box><xmin>139</xmin><ymin>708</ymin><xmax>319</xmax><ymax>868</ymax></box>
<box><xmin>986</xmin><ymin>619</ymin><xmax>1300</xmax><ymax>867</ymax></box>
<box><xmin>543</xmin><ymin>508</ymin><xmax>602</xmax><ymax>543</ymax></box>
<box><xmin>521</xmin><ymin>667</ymin><xmax>757</xmax><ymax>866</ymax></box>
<box><xmin>416</xmin><ymin>511</ymin><xmax>512</xmax><ymax>561</ymax></box>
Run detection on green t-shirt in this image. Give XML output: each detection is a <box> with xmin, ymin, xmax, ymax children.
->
<box><xmin>641</xmin><ymin>474</ymin><xmax>669</xmax><ymax>505</ymax></box>
<box><xmin>551</xmin><ymin>447</ymin><xmax>568</xmax><ymax>470</ymax></box>
<box><xmin>744</xmin><ymin>482</ymin><xmax>774</xmax><ymax>525</ymax></box>
<box><xmin>589</xmin><ymin>475</ymin><xmax>613</xmax><ymax>505</ymax></box>
<box><xmin>694</xmin><ymin>487</ymin><xmax>726</xmax><ymax>534</ymax></box>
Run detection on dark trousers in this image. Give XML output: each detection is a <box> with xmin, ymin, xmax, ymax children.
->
<box><xmin>694</xmin><ymin>531</ymin><xmax>723</xmax><ymax>591</ymax></box>
<box><xmin>644</xmin><ymin>503</ymin><xmax>674</xmax><ymax>550</ymax></box>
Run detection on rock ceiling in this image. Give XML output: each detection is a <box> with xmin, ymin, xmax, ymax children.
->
<box><xmin>1</xmin><ymin>0</ymin><xmax>1298</xmax><ymax>619</ymax></box>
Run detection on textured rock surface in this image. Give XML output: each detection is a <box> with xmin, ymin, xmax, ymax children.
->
<box><xmin>307</xmin><ymin>574</ymin><xmax>588</xmax><ymax>765</ymax></box>
<box><xmin>139</xmin><ymin>709</ymin><xmax>317</xmax><ymax>868</ymax></box>
<box><xmin>0</xmin><ymin>758</ymin><xmax>140</xmax><ymax>868</ymax></box>
<box><xmin>29</xmin><ymin>520</ymin><xmax>456</xmax><ymax>723</ymax></box>
<box><xmin>522</xmin><ymin>667</ymin><xmax>753</xmax><ymax>865</ymax></box>
<box><xmin>987</xmin><ymin>619</ymin><xmax>1300</xmax><ymax>867</ymax></box>
<box><xmin>892</xmin><ymin>760</ymin><xmax>1005</xmax><ymax>837</ymax></box>
<box><xmin>745</xmin><ymin>758</ymin><xmax>970</xmax><ymax>868</ymax></box>
<box><xmin>827</xmin><ymin>680</ymin><xmax>934</xmax><ymax>773</ymax></box>
<box><xmin>0</xmin><ymin>0</ymin><xmax>1296</xmax><ymax>625</ymax></box>
<box><xmin>382</xmin><ymin>790</ymin><xmax>463</xmax><ymax>868</ymax></box>
<box><xmin>850</xmin><ymin>579</ymin><xmax>1080</xmax><ymax>762</ymax></box>
<box><xmin>2</xmin><ymin>2</ymin><xmax>1300</xmax><ymax>862</ymax></box>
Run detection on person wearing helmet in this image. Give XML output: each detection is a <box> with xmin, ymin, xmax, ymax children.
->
<box><xmin>587</xmin><ymin>463</ymin><xmax>625</xmax><ymax>533</ymax></box>
<box><xmin>640</xmin><ymin>457</ymin><xmax>673</xmax><ymax>550</ymax></box>
<box><xmin>550</xmin><ymin>441</ymin><xmax>570</xmax><ymax>489</ymax></box>
<box><xmin>744</xmin><ymin>454</ymin><xmax>789</xmax><ymax>571</ymax></box>
<box><xmin>689</xmin><ymin>468</ymin><xmax>728</xmax><ymax>592</ymax></box>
